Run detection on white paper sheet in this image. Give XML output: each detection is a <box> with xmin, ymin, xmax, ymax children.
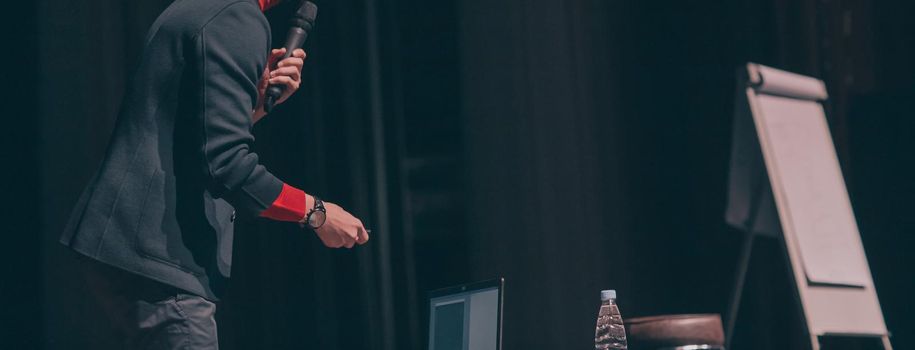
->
<box><xmin>755</xmin><ymin>94</ymin><xmax>870</xmax><ymax>287</ymax></box>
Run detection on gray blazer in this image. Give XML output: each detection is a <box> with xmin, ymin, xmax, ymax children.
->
<box><xmin>61</xmin><ymin>0</ymin><xmax>280</xmax><ymax>300</ymax></box>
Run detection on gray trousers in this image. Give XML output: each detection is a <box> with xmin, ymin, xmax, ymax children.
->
<box><xmin>77</xmin><ymin>254</ymin><xmax>220</xmax><ymax>350</ymax></box>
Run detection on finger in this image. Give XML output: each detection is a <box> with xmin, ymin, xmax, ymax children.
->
<box><xmin>316</xmin><ymin>230</ymin><xmax>338</xmax><ymax>248</ymax></box>
<box><xmin>270</xmin><ymin>66</ymin><xmax>301</xmax><ymax>81</ymax></box>
<box><xmin>277</xmin><ymin>57</ymin><xmax>304</xmax><ymax>69</ymax></box>
<box><xmin>269</xmin><ymin>76</ymin><xmax>293</xmax><ymax>84</ymax></box>
<box><xmin>356</xmin><ymin>227</ymin><xmax>369</xmax><ymax>245</ymax></box>
<box><xmin>268</xmin><ymin>76</ymin><xmax>300</xmax><ymax>90</ymax></box>
<box><xmin>268</xmin><ymin>48</ymin><xmax>287</xmax><ymax>66</ymax></box>
<box><xmin>336</xmin><ymin>236</ymin><xmax>348</xmax><ymax>248</ymax></box>
<box><xmin>320</xmin><ymin>236</ymin><xmax>339</xmax><ymax>248</ymax></box>
<box><xmin>343</xmin><ymin>228</ymin><xmax>358</xmax><ymax>247</ymax></box>
<box><xmin>325</xmin><ymin>239</ymin><xmax>343</xmax><ymax>248</ymax></box>
<box><xmin>342</xmin><ymin>235</ymin><xmax>356</xmax><ymax>249</ymax></box>
<box><xmin>292</xmin><ymin>49</ymin><xmax>306</xmax><ymax>59</ymax></box>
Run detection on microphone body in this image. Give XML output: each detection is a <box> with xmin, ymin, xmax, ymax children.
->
<box><xmin>264</xmin><ymin>1</ymin><xmax>317</xmax><ymax>113</ymax></box>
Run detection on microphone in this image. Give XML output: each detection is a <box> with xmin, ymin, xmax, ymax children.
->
<box><xmin>263</xmin><ymin>0</ymin><xmax>317</xmax><ymax>113</ymax></box>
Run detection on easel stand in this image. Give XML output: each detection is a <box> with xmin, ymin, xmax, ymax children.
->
<box><xmin>724</xmin><ymin>223</ymin><xmax>755</xmax><ymax>349</ymax></box>
<box><xmin>724</xmin><ymin>63</ymin><xmax>893</xmax><ymax>350</ymax></box>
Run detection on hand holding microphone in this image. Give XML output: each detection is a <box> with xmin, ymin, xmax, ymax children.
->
<box><xmin>263</xmin><ymin>0</ymin><xmax>317</xmax><ymax>113</ymax></box>
<box><xmin>254</xmin><ymin>48</ymin><xmax>306</xmax><ymax>122</ymax></box>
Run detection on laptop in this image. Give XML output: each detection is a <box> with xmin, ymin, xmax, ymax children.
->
<box><xmin>428</xmin><ymin>278</ymin><xmax>504</xmax><ymax>350</ymax></box>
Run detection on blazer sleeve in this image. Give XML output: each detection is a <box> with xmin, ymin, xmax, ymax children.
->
<box><xmin>195</xmin><ymin>2</ymin><xmax>288</xmax><ymax>218</ymax></box>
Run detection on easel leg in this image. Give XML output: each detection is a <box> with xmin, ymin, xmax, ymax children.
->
<box><xmin>725</xmin><ymin>231</ymin><xmax>756</xmax><ymax>349</ymax></box>
<box><xmin>881</xmin><ymin>335</ymin><xmax>893</xmax><ymax>350</ymax></box>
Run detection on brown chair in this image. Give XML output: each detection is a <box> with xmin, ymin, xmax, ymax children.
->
<box><xmin>625</xmin><ymin>314</ymin><xmax>726</xmax><ymax>350</ymax></box>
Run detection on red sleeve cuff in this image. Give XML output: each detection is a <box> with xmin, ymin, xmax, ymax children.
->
<box><xmin>260</xmin><ymin>183</ymin><xmax>308</xmax><ymax>222</ymax></box>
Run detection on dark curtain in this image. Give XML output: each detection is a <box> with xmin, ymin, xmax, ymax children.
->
<box><xmin>457</xmin><ymin>0</ymin><xmax>912</xmax><ymax>349</ymax></box>
<box><xmin>4</xmin><ymin>0</ymin><xmax>912</xmax><ymax>349</ymax></box>
<box><xmin>0</xmin><ymin>0</ymin><xmax>41</xmax><ymax>347</ymax></box>
<box><xmin>848</xmin><ymin>2</ymin><xmax>915</xmax><ymax>350</ymax></box>
<box><xmin>458</xmin><ymin>1</ymin><xmax>757</xmax><ymax>349</ymax></box>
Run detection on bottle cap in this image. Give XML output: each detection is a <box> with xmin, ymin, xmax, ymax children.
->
<box><xmin>600</xmin><ymin>289</ymin><xmax>617</xmax><ymax>300</ymax></box>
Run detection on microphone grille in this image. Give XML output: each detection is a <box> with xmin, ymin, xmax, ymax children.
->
<box><xmin>295</xmin><ymin>1</ymin><xmax>318</xmax><ymax>23</ymax></box>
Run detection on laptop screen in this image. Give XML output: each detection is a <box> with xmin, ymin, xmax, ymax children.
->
<box><xmin>428</xmin><ymin>279</ymin><xmax>503</xmax><ymax>350</ymax></box>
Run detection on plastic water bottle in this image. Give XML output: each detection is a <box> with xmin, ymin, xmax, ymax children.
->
<box><xmin>594</xmin><ymin>290</ymin><xmax>628</xmax><ymax>350</ymax></box>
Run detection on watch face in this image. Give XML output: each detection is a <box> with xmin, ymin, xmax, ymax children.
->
<box><xmin>309</xmin><ymin>210</ymin><xmax>327</xmax><ymax>228</ymax></box>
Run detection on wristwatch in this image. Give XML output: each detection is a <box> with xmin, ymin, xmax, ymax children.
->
<box><xmin>299</xmin><ymin>196</ymin><xmax>327</xmax><ymax>229</ymax></box>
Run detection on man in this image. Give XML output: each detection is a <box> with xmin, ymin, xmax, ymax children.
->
<box><xmin>60</xmin><ymin>0</ymin><xmax>369</xmax><ymax>348</ymax></box>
